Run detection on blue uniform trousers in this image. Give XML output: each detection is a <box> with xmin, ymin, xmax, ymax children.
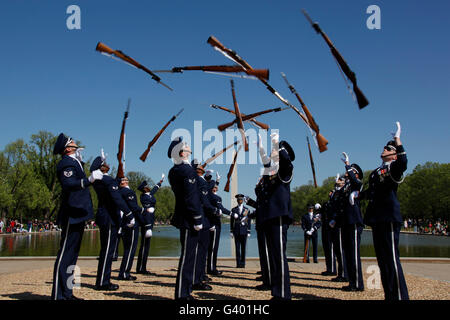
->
<box><xmin>256</xmin><ymin>228</ymin><xmax>271</xmax><ymax>286</ymax></box>
<box><xmin>96</xmin><ymin>223</ymin><xmax>118</xmax><ymax>286</ymax></box>
<box><xmin>372</xmin><ymin>222</ymin><xmax>409</xmax><ymax>300</ymax></box>
<box><xmin>136</xmin><ymin>227</ymin><xmax>152</xmax><ymax>273</ymax></box>
<box><xmin>207</xmin><ymin>224</ymin><xmax>221</xmax><ymax>273</ymax></box>
<box><xmin>304</xmin><ymin>232</ymin><xmax>318</xmax><ymax>263</ymax></box>
<box><xmin>322</xmin><ymin>226</ymin><xmax>336</xmax><ymax>274</ymax></box>
<box><xmin>119</xmin><ymin>225</ymin><xmax>139</xmax><ymax>278</ymax></box>
<box><xmin>342</xmin><ymin>224</ymin><xmax>364</xmax><ymax>290</ymax></box>
<box><xmin>330</xmin><ymin>226</ymin><xmax>348</xmax><ymax>279</ymax></box>
<box><xmin>263</xmin><ymin>217</ymin><xmax>291</xmax><ymax>300</ymax></box>
<box><xmin>175</xmin><ymin>228</ymin><xmax>200</xmax><ymax>299</ymax></box>
<box><xmin>51</xmin><ymin>221</ymin><xmax>85</xmax><ymax>300</ymax></box>
<box><xmin>194</xmin><ymin>228</ymin><xmax>210</xmax><ymax>284</ymax></box>
<box><xmin>233</xmin><ymin>234</ymin><xmax>247</xmax><ymax>267</ymax></box>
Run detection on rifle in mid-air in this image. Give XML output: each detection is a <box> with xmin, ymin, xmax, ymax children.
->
<box><xmin>201</xmin><ymin>141</ymin><xmax>239</xmax><ymax>168</ymax></box>
<box><xmin>139</xmin><ymin>108</ymin><xmax>184</xmax><ymax>162</ymax></box>
<box><xmin>116</xmin><ymin>99</ymin><xmax>131</xmax><ymax>179</ymax></box>
<box><xmin>211</xmin><ymin>104</ymin><xmax>270</xmax><ymax>130</ymax></box>
<box><xmin>96</xmin><ymin>42</ymin><xmax>173</xmax><ymax>91</ymax></box>
<box><xmin>224</xmin><ymin>145</ymin><xmax>242</xmax><ymax>192</ymax></box>
<box><xmin>152</xmin><ymin>65</ymin><xmax>269</xmax><ymax>80</ymax></box>
<box><xmin>230</xmin><ymin>80</ymin><xmax>249</xmax><ymax>152</ymax></box>
<box><xmin>307</xmin><ymin>136</ymin><xmax>318</xmax><ymax>188</ymax></box>
<box><xmin>301</xmin><ymin>10</ymin><xmax>369</xmax><ymax>109</ymax></box>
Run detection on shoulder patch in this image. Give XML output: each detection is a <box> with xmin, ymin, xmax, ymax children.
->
<box><xmin>128</xmin><ymin>195</ymin><xmax>134</xmax><ymax>200</ymax></box>
<box><xmin>112</xmin><ymin>186</ymin><xmax>118</xmax><ymax>190</ymax></box>
<box><xmin>63</xmin><ymin>170</ymin><xmax>73</xmax><ymax>178</ymax></box>
<box><xmin>202</xmin><ymin>191</ymin><xmax>208</xmax><ymax>195</ymax></box>
<box><xmin>188</xmin><ymin>178</ymin><xmax>196</xmax><ymax>184</ymax></box>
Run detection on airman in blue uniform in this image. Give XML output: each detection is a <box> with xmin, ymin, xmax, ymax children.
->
<box><xmin>118</xmin><ymin>177</ymin><xmax>142</xmax><ymax>281</ymax></box>
<box><xmin>136</xmin><ymin>176</ymin><xmax>164</xmax><ymax>275</ymax></box>
<box><xmin>257</xmin><ymin>133</ymin><xmax>294</xmax><ymax>300</ymax></box>
<box><xmin>230</xmin><ymin>194</ymin><xmax>252</xmax><ymax>268</ymax></box>
<box><xmin>340</xmin><ymin>152</ymin><xmax>364</xmax><ymax>291</ymax></box>
<box><xmin>320</xmin><ymin>195</ymin><xmax>337</xmax><ymax>276</ymax></box>
<box><xmin>167</xmin><ymin>137</ymin><xmax>204</xmax><ymax>300</ymax></box>
<box><xmin>301</xmin><ymin>205</ymin><xmax>322</xmax><ymax>263</ymax></box>
<box><xmin>362</xmin><ymin>122</ymin><xmax>409</xmax><ymax>300</ymax></box>
<box><xmin>90</xmin><ymin>153</ymin><xmax>132</xmax><ymax>291</ymax></box>
<box><xmin>51</xmin><ymin>133</ymin><xmax>102</xmax><ymax>300</ymax></box>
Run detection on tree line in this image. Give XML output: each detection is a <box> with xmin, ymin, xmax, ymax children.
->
<box><xmin>0</xmin><ymin>131</ymin><xmax>448</xmax><ymax>225</ymax></box>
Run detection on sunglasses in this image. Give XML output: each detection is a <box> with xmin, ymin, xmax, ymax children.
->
<box><xmin>384</xmin><ymin>145</ymin><xmax>396</xmax><ymax>152</ymax></box>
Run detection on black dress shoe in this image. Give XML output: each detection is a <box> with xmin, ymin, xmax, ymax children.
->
<box><xmin>68</xmin><ymin>295</ymin><xmax>84</xmax><ymax>300</ymax></box>
<box><xmin>201</xmin><ymin>276</ymin><xmax>212</xmax><ymax>282</ymax></box>
<box><xmin>342</xmin><ymin>285</ymin><xmax>357</xmax><ymax>292</ymax></box>
<box><xmin>112</xmin><ymin>257</ymin><xmax>118</xmax><ymax>262</ymax></box>
<box><xmin>321</xmin><ymin>271</ymin><xmax>336</xmax><ymax>276</ymax></box>
<box><xmin>208</xmin><ymin>270</ymin><xmax>222</xmax><ymax>276</ymax></box>
<box><xmin>95</xmin><ymin>283</ymin><xmax>119</xmax><ymax>291</ymax></box>
<box><xmin>270</xmin><ymin>296</ymin><xmax>290</xmax><ymax>301</ymax></box>
<box><xmin>137</xmin><ymin>270</ymin><xmax>153</xmax><ymax>275</ymax></box>
<box><xmin>192</xmin><ymin>283</ymin><xmax>213</xmax><ymax>291</ymax></box>
<box><xmin>257</xmin><ymin>271</ymin><xmax>262</xmax><ymax>275</ymax></box>
<box><xmin>255</xmin><ymin>276</ymin><xmax>263</xmax><ymax>281</ymax></box>
<box><xmin>118</xmin><ymin>275</ymin><xmax>137</xmax><ymax>281</ymax></box>
<box><xmin>177</xmin><ymin>295</ymin><xmax>195</xmax><ymax>301</ymax></box>
<box><xmin>313</xmin><ymin>261</ymin><xmax>318</xmax><ymax>263</ymax></box>
<box><xmin>331</xmin><ymin>276</ymin><xmax>348</xmax><ymax>282</ymax></box>
<box><xmin>255</xmin><ymin>284</ymin><xmax>271</xmax><ymax>291</ymax></box>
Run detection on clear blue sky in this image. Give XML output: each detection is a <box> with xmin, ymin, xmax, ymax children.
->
<box><xmin>1</xmin><ymin>0</ymin><xmax>449</xmax><ymax>208</ymax></box>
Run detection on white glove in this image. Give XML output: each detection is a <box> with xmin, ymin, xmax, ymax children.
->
<box><xmin>329</xmin><ymin>220</ymin><xmax>336</xmax><ymax>228</ymax></box>
<box><xmin>315</xmin><ymin>203</ymin><xmax>321</xmax><ymax>210</ymax></box>
<box><xmin>127</xmin><ymin>218</ymin><xmax>135</xmax><ymax>228</ymax></box>
<box><xmin>341</xmin><ymin>152</ymin><xmax>349</xmax><ymax>164</ymax></box>
<box><xmin>216</xmin><ymin>208</ymin><xmax>222</xmax><ymax>216</ymax></box>
<box><xmin>118</xmin><ymin>227</ymin><xmax>122</xmax><ymax>235</ymax></box>
<box><xmin>257</xmin><ymin>134</ymin><xmax>264</xmax><ymax>150</ymax></box>
<box><xmin>349</xmin><ymin>191</ymin><xmax>359</xmax><ymax>206</ymax></box>
<box><xmin>306</xmin><ymin>230</ymin><xmax>312</xmax><ymax>236</ymax></box>
<box><xmin>147</xmin><ymin>207</ymin><xmax>155</xmax><ymax>214</ymax></box>
<box><xmin>194</xmin><ymin>224</ymin><xmax>203</xmax><ymax>231</ymax></box>
<box><xmin>234</xmin><ymin>213</ymin><xmax>239</xmax><ymax>219</ymax></box>
<box><xmin>230</xmin><ymin>233</ymin><xmax>234</xmax><ymax>238</ymax></box>
<box><xmin>161</xmin><ymin>173</ymin><xmax>165</xmax><ymax>182</ymax></box>
<box><xmin>335</xmin><ymin>173</ymin><xmax>340</xmax><ymax>183</ymax></box>
<box><xmin>209</xmin><ymin>226</ymin><xmax>216</xmax><ymax>231</ymax></box>
<box><xmin>310</xmin><ymin>228</ymin><xmax>315</xmax><ymax>233</ymax></box>
<box><xmin>392</xmin><ymin>121</ymin><xmax>401</xmax><ymax>139</ymax></box>
<box><xmin>88</xmin><ymin>169</ymin><xmax>103</xmax><ymax>183</ymax></box>
<box><xmin>216</xmin><ymin>172</ymin><xmax>221</xmax><ymax>182</ymax></box>
<box><xmin>100</xmin><ymin>148</ymin><xmax>107</xmax><ymax>162</ymax></box>
<box><xmin>145</xmin><ymin>229</ymin><xmax>152</xmax><ymax>238</ymax></box>
<box><xmin>270</xmin><ymin>132</ymin><xmax>279</xmax><ymax>144</ymax></box>
<box><xmin>247</xmin><ymin>233</ymin><xmax>251</xmax><ymax>238</ymax></box>
<box><xmin>75</xmin><ymin>147</ymin><xmax>84</xmax><ymax>162</ymax></box>
<box><xmin>120</xmin><ymin>211</ymin><xmax>124</xmax><ymax>218</ymax></box>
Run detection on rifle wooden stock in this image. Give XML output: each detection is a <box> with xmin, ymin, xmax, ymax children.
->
<box><xmin>207</xmin><ymin>36</ymin><xmax>254</xmax><ymax>71</ymax></box>
<box><xmin>230</xmin><ymin>80</ymin><xmax>249</xmax><ymax>152</ymax></box>
<box><xmin>303</xmin><ymin>237</ymin><xmax>310</xmax><ymax>263</ymax></box>
<box><xmin>96</xmin><ymin>42</ymin><xmax>173</xmax><ymax>91</ymax></box>
<box><xmin>281</xmin><ymin>73</ymin><xmax>328</xmax><ymax>152</ymax></box>
<box><xmin>307</xmin><ymin>136</ymin><xmax>318</xmax><ymax>188</ymax></box>
<box><xmin>211</xmin><ymin>104</ymin><xmax>269</xmax><ymax>130</ymax></box>
<box><xmin>301</xmin><ymin>11</ymin><xmax>369</xmax><ymax>109</ymax></box>
<box><xmin>169</xmin><ymin>65</ymin><xmax>269</xmax><ymax>80</ymax></box>
<box><xmin>217</xmin><ymin>107</ymin><xmax>286</xmax><ymax>131</ymax></box>
<box><xmin>201</xmin><ymin>141</ymin><xmax>239</xmax><ymax>168</ymax></box>
<box><xmin>224</xmin><ymin>145</ymin><xmax>241</xmax><ymax>192</ymax></box>
<box><xmin>139</xmin><ymin>109</ymin><xmax>183</xmax><ymax>162</ymax></box>
<box><xmin>116</xmin><ymin>99</ymin><xmax>130</xmax><ymax>179</ymax></box>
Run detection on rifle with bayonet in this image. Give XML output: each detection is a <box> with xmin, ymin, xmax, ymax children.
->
<box><xmin>301</xmin><ymin>9</ymin><xmax>369</xmax><ymax>109</ymax></box>
<box><xmin>153</xmin><ymin>65</ymin><xmax>269</xmax><ymax>80</ymax></box>
<box><xmin>96</xmin><ymin>42</ymin><xmax>173</xmax><ymax>91</ymax></box>
<box><xmin>307</xmin><ymin>136</ymin><xmax>318</xmax><ymax>188</ymax></box>
<box><xmin>201</xmin><ymin>141</ymin><xmax>239</xmax><ymax>168</ymax></box>
<box><xmin>217</xmin><ymin>106</ymin><xmax>289</xmax><ymax>132</ymax></box>
<box><xmin>116</xmin><ymin>99</ymin><xmax>131</xmax><ymax>179</ymax></box>
<box><xmin>230</xmin><ymin>80</ymin><xmax>249</xmax><ymax>152</ymax></box>
<box><xmin>139</xmin><ymin>108</ymin><xmax>184</xmax><ymax>162</ymax></box>
<box><xmin>281</xmin><ymin>72</ymin><xmax>328</xmax><ymax>152</ymax></box>
<box><xmin>211</xmin><ymin>104</ymin><xmax>270</xmax><ymax>130</ymax></box>
<box><xmin>207</xmin><ymin>35</ymin><xmax>329</xmax><ymax>153</ymax></box>
<box><xmin>224</xmin><ymin>145</ymin><xmax>242</xmax><ymax>192</ymax></box>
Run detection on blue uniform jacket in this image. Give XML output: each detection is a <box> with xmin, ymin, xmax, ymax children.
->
<box><xmin>230</xmin><ymin>206</ymin><xmax>252</xmax><ymax>236</ymax></box>
<box><xmin>259</xmin><ymin>147</ymin><xmax>293</xmax><ymax>224</ymax></box>
<box><xmin>168</xmin><ymin>162</ymin><xmax>204</xmax><ymax>230</ymax></box>
<box><xmin>119</xmin><ymin>187</ymin><xmax>144</xmax><ymax>228</ymax></box>
<box><xmin>56</xmin><ymin>155</ymin><xmax>94</xmax><ymax>225</ymax></box>
<box><xmin>140</xmin><ymin>182</ymin><xmax>161</xmax><ymax>231</ymax></box>
<box><xmin>93</xmin><ymin>175</ymin><xmax>131</xmax><ymax>227</ymax></box>
<box><xmin>301</xmin><ymin>213</ymin><xmax>322</xmax><ymax>234</ymax></box>
<box><xmin>197</xmin><ymin>176</ymin><xmax>217</xmax><ymax>230</ymax></box>
<box><xmin>342</xmin><ymin>164</ymin><xmax>364</xmax><ymax>226</ymax></box>
<box><xmin>362</xmin><ymin>145</ymin><xmax>408</xmax><ymax>225</ymax></box>
<box><xmin>329</xmin><ymin>188</ymin><xmax>346</xmax><ymax>227</ymax></box>
<box><xmin>209</xmin><ymin>193</ymin><xmax>230</xmax><ymax>227</ymax></box>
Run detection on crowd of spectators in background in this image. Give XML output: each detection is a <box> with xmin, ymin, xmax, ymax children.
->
<box><xmin>403</xmin><ymin>218</ymin><xmax>448</xmax><ymax>236</ymax></box>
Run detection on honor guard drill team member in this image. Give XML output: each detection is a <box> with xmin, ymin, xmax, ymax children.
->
<box><xmin>361</xmin><ymin>122</ymin><xmax>409</xmax><ymax>300</ymax></box>
<box><xmin>320</xmin><ymin>193</ymin><xmax>337</xmax><ymax>276</ymax></box>
<box><xmin>340</xmin><ymin>152</ymin><xmax>364</xmax><ymax>291</ymax></box>
<box><xmin>244</xmin><ymin>178</ymin><xmax>272</xmax><ymax>291</ymax></box>
<box><xmin>207</xmin><ymin>175</ymin><xmax>230</xmax><ymax>276</ymax></box>
<box><xmin>167</xmin><ymin>137</ymin><xmax>204</xmax><ymax>300</ymax></box>
<box><xmin>118</xmin><ymin>176</ymin><xmax>142</xmax><ymax>281</ymax></box>
<box><xmin>230</xmin><ymin>194</ymin><xmax>252</xmax><ymax>268</ymax></box>
<box><xmin>301</xmin><ymin>204</ymin><xmax>322</xmax><ymax>263</ymax></box>
<box><xmin>51</xmin><ymin>133</ymin><xmax>103</xmax><ymax>300</ymax></box>
<box><xmin>136</xmin><ymin>174</ymin><xmax>165</xmax><ymax>275</ymax></box>
<box><xmin>90</xmin><ymin>152</ymin><xmax>133</xmax><ymax>291</ymax></box>
<box><xmin>191</xmin><ymin>160</ymin><xmax>218</xmax><ymax>290</ymax></box>
<box><xmin>329</xmin><ymin>175</ymin><xmax>348</xmax><ymax>283</ymax></box>
<box><xmin>257</xmin><ymin>132</ymin><xmax>294</xmax><ymax>300</ymax></box>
